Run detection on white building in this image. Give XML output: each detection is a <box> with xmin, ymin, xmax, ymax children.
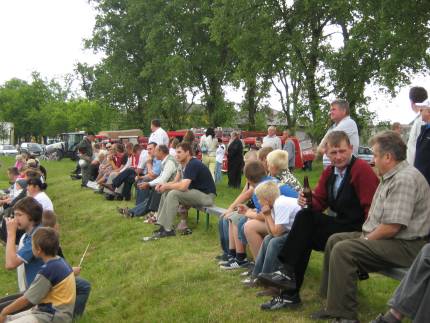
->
<box><xmin>0</xmin><ymin>122</ymin><xmax>14</xmax><ymax>144</ymax></box>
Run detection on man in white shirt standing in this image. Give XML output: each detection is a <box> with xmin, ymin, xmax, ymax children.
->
<box><xmin>318</xmin><ymin>99</ymin><xmax>359</xmax><ymax>168</ymax></box>
<box><xmin>148</xmin><ymin>119</ymin><xmax>169</xmax><ymax>147</ymax></box>
<box><xmin>406</xmin><ymin>86</ymin><xmax>427</xmax><ymax>165</ymax></box>
<box><xmin>262</xmin><ymin>126</ymin><xmax>282</xmax><ymax>150</ymax></box>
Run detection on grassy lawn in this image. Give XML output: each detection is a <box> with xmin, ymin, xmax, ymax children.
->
<box><xmin>0</xmin><ymin>156</ymin><xmax>402</xmax><ymax>322</ymax></box>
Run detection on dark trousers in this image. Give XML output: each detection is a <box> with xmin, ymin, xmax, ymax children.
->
<box><xmin>388</xmin><ymin>243</ymin><xmax>430</xmax><ymax>323</ymax></box>
<box><xmin>278</xmin><ymin>209</ymin><xmax>359</xmax><ymax>291</ymax></box>
<box><xmin>0</xmin><ymin>277</ymin><xmax>91</xmax><ymax>318</ymax></box>
<box><xmin>74</xmin><ymin>277</ymin><xmax>91</xmax><ymax>318</ymax></box>
<box><xmin>89</xmin><ymin>163</ymin><xmax>99</xmax><ymax>181</ymax></box>
<box><xmin>227</xmin><ymin>163</ymin><xmax>242</xmax><ymax>188</ymax></box>
<box><xmin>112</xmin><ymin>168</ymin><xmax>136</xmax><ymax>200</ymax></box>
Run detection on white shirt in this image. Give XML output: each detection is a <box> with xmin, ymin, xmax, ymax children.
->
<box><xmin>148</xmin><ymin>127</ymin><xmax>169</xmax><ymax>146</ymax></box>
<box><xmin>262</xmin><ymin>135</ymin><xmax>282</xmax><ymax>150</ymax></box>
<box><xmin>17</xmin><ymin>234</ymin><xmax>26</xmax><ymax>292</ymax></box>
<box><xmin>321</xmin><ymin>116</ymin><xmax>359</xmax><ymax>167</ymax></box>
<box><xmin>200</xmin><ymin>135</ymin><xmax>218</xmax><ymax>156</ymax></box>
<box><xmin>137</xmin><ymin>150</ymin><xmax>148</xmax><ymax>170</ymax></box>
<box><xmin>169</xmin><ymin>147</ymin><xmax>176</xmax><ymax>156</ymax></box>
<box><xmin>216</xmin><ymin>144</ymin><xmax>225</xmax><ymax>163</ymax></box>
<box><xmin>272</xmin><ymin>196</ymin><xmax>301</xmax><ymax>232</ymax></box>
<box><xmin>407</xmin><ymin>115</ymin><xmax>424</xmax><ymax>165</ymax></box>
<box><xmin>33</xmin><ymin>192</ymin><xmax>54</xmax><ymax>211</ymax></box>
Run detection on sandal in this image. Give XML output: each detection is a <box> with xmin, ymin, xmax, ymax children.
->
<box><xmin>181</xmin><ymin>228</ymin><xmax>192</xmax><ymax>236</ymax></box>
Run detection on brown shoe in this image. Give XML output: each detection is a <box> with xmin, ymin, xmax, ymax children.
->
<box><xmin>256</xmin><ymin>287</ymin><xmax>281</xmax><ymax>297</ymax></box>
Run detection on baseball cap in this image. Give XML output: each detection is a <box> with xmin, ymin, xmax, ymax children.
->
<box><xmin>415</xmin><ymin>99</ymin><xmax>430</xmax><ymax>109</ymax></box>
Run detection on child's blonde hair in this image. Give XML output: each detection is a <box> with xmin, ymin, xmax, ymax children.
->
<box><xmin>266</xmin><ymin>149</ymin><xmax>289</xmax><ymax>170</ymax></box>
<box><xmin>255</xmin><ymin>181</ymin><xmax>280</xmax><ymax>204</ymax></box>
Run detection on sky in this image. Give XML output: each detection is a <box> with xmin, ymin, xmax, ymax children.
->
<box><xmin>0</xmin><ymin>0</ymin><xmax>429</xmax><ymax>125</ymax></box>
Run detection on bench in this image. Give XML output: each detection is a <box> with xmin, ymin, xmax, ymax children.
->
<box><xmin>195</xmin><ymin>205</ymin><xmax>227</xmax><ymax>230</ymax></box>
<box><xmin>194</xmin><ymin>205</ymin><xmax>411</xmax><ymax>280</ymax></box>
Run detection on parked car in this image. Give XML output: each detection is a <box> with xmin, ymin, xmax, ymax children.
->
<box><xmin>19</xmin><ymin>142</ymin><xmax>44</xmax><ymax>157</ymax></box>
<box><xmin>357</xmin><ymin>146</ymin><xmax>374</xmax><ymax>166</ymax></box>
<box><xmin>0</xmin><ymin>144</ymin><xmax>18</xmax><ymax>156</ymax></box>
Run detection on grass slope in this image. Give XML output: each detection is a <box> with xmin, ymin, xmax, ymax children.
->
<box><xmin>0</xmin><ymin>157</ymin><xmax>401</xmax><ymax>322</ymax></box>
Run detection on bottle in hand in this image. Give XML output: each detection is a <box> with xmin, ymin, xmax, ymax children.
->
<box><xmin>303</xmin><ymin>175</ymin><xmax>312</xmax><ymax>209</ymax></box>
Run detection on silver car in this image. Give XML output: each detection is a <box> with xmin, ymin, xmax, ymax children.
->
<box><xmin>0</xmin><ymin>144</ymin><xmax>18</xmax><ymax>156</ymax></box>
<box><xmin>357</xmin><ymin>146</ymin><xmax>374</xmax><ymax>166</ymax></box>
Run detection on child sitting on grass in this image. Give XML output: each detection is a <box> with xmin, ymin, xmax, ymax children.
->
<box><xmin>42</xmin><ymin>211</ymin><xmax>91</xmax><ymax>319</ymax></box>
<box><xmin>0</xmin><ymin>227</ymin><xmax>76</xmax><ymax>323</ymax></box>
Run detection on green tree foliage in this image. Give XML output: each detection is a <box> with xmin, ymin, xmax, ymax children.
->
<box><xmin>0</xmin><ymin>74</ymin><xmax>119</xmax><ymax>142</ymax></box>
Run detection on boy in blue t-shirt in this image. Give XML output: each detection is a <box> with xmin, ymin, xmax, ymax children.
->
<box><xmin>0</xmin><ymin>227</ymin><xmax>76</xmax><ymax>323</ymax></box>
<box><xmin>4</xmin><ymin>197</ymin><xmax>44</xmax><ymax>290</ymax></box>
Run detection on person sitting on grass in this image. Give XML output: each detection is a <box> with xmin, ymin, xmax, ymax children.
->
<box><xmin>111</xmin><ymin>143</ymin><xmax>143</xmax><ymax>201</ymax></box>
<box><xmin>0</xmin><ymin>227</ymin><xmax>76</xmax><ymax>323</ymax></box>
<box><xmin>26</xmin><ymin>178</ymin><xmax>53</xmax><ymax>212</ymax></box>
<box><xmin>1</xmin><ymin>167</ymin><xmax>20</xmax><ymax>197</ymax></box>
<box><xmin>220</xmin><ymin>161</ymin><xmax>298</xmax><ymax>270</ymax></box>
<box><xmin>4</xmin><ymin>197</ymin><xmax>44</xmax><ymax>292</ymax></box>
<box><xmin>41</xmin><ymin>211</ymin><xmax>91</xmax><ymax>319</ymax></box>
<box><xmin>146</xmin><ymin>142</ymin><xmax>216</xmax><ymax>239</ymax></box>
<box><xmin>133</xmin><ymin>142</ymin><xmax>162</xmax><ymax>208</ymax></box>
<box><xmin>118</xmin><ymin>144</ymin><xmax>178</xmax><ymax>218</ymax></box>
<box><xmin>100</xmin><ymin>143</ymin><xmax>127</xmax><ymax>200</ymax></box>
<box><xmin>245</xmin><ymin>181</ymin><xmax>300</xmax><ymax>296</ymax></box>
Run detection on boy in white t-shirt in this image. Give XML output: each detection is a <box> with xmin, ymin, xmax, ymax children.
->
<box><xmin>214</xmin><ymin>139</ymin><xmax>225</xmax><ymax>183</ymax></box>
<box><xmin>246</xmin><ymin>181</ymin><xmax>300</xmax><ymax>286</ymax></box>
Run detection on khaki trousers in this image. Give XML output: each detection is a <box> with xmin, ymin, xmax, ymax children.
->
<box><xmin>320</xmin><ymin>232</ymin><xmax>426</xmax><ymax>320</ymax></box>
<box><xmin>157</xmin><ymin>189</ymin><xmax>215</xmax><ymax>230</ymax></box>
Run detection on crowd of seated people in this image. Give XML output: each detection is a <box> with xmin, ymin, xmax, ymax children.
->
<box><xmin>0</xmin><ymin>153</ymin><xmax>91</xmax><ymax>321</ymax></box>
<box><xmin>4</xmin><ymin>92</ymin><xmax>427</xmax><ymax>322</ymax></box>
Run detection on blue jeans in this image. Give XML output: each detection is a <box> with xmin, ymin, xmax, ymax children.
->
<box><xmin>253</xmin><ymin>233</ymin><xmax>288</xmax><ymax>277</ymax></box>
<box><xmin>218</xmin><ymin>217</ymin><xmax>229</xmax><ymax>256</ymax></box>
<box><xmin>238</xmin><ymin>216</ymin><xmax>248</xmax><ymax>245</ymax></box>
<box><xmin>136</xmin><ymin>188</ymin><xmax>150</xmax><ymax>205</ymax></box>
<box><xmin>215</xmin><ymin>161</ymin><xmax>222</xmax><ymax>183</ymax></box>
<box><xmin>75</xmin><ymin>277</ymin><xmax>91</xmax><ymax>318</ymax></box>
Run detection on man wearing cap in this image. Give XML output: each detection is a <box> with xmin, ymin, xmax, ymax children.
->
<box><xmin>414</xmin><ymin>99</ymin><xmax>430</xmax><ymax>185</ymax></box>
<box><xmin>77</xmin><ymin>132</ymin><xmax>95</xmax><ymax>187</ymax></box>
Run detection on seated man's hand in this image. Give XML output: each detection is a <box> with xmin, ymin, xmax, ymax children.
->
<box><xmin>158</xmin><ymin>184</ymin><xmax>168</xmax><ymax>193</ymax></box>
<box><xmin>5</xmin><ymin>218</ymin><xmax>18</xmax><ymax>234</ymax></box>
<box><xmin>138</xmin><ymin>182</ymin><xmax>150</xmax><ymax>190</ymax></box>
